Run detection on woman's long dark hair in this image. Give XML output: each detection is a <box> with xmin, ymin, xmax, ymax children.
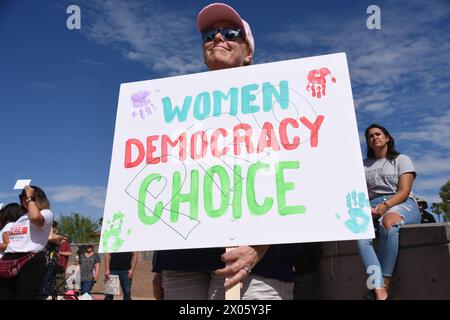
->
<box><xmin>0</xmin><ymin>203</ymin><xmax>24</xmax><ymax>229</ymax></box>
<box><xmin>365</xmin><ymin>123</ymin><xmax>400</xmax><ymax>160</ymax></box>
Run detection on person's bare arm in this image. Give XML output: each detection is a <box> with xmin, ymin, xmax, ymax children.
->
<box><xmin>104</xmin><ymin>253</ymin><xmax>111</xmax><ymax>281</ymax></box>
<box><xmin>152</xmin><ymin>272</ymin><xmax>164</xmax><ymax>300</ymax></box>
<box><xmin>27</xmin><ymin>202</ymin><xmax>45</xmax><ymax>227</ymax></box>
<box><xmin>48</xmin><ymin>227</ymin><xmax>63</xmax><ymax>244</ymax></box>
<box><xmin>93</xmin><ymin>262</ymin><xmax>101</xmax><ymax>282</ymax></box>
<box><xmin>24</xmin><ymin>186</ymin><xmax>46</xmax><ymax>227</ymax></box>
<box><xmin>373</xmin><ymin>173</ymin><xmax>415</xmax><ymax>216</ymax></box>
<box><xmin>128</xmin><ymin>252</ymin><xmax>139</xmax><ymax>279</ymax></box>
<box><xmin>0</xmin><ymin>232</ymin><xmax>9</xmax><ymax>250</ymax></box>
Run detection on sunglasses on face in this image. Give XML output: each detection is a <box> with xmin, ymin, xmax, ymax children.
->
<box><xmin>202</xmin><ymin>27</ymin><xmax>243</xmax><ymax>43</ymax></box>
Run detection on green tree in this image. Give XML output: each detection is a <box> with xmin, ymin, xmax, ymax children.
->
<box><xmin>57</xmin><ymin>213</ymin><xmax>100</xmax><ymax>243</ymax></box>
<box><xmin>432</xmin><ymin>180</ymin><xmax>450</xmax><ymax>222</ymax></box>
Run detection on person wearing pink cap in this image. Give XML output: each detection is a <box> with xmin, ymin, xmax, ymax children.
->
<box><xmin>197</xmin><ymin>2</ymin><xmax>255</xmax><ymax>70</ymax></box>
<box><xmin>151</xmin><ymin>3</ymin><xmax>294</xmax><ymax>300</ymax></box>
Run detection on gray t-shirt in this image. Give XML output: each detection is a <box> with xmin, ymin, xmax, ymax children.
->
<box><xmin>364</xmin><ymin>154</ymin><xmax>416</xmax><ymax>200</ymax></box>
<box><xmin>79</xmin><ymin>252</ymin><xmax>101</xmax><ymax>281</ymax></box>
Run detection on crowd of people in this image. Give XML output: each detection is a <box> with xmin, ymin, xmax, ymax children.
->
<box><xmin>0</xmin><ymin>2</ymin><xmax>439</xmax><ymax>301</ymax></box>
<box><xmin>0</xmin><ymin>186</ymin><xmax>139</xmax><ymax>300</ymax></box>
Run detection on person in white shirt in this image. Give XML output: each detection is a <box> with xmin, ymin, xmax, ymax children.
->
<box><xmin>0</xmin><ymin>185</ymin><xmax>53</xmax><ymax>300</ymax></box>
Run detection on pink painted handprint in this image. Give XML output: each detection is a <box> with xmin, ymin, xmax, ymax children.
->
<box><xmin>306</xmin><ymin>67</ymin><xmax>336</xmax><ymax>98</ymax></box>
<box><xmin>131</xmin><ymin>90</ymin><xmax>157</xmax><ymax>119</ymax></box>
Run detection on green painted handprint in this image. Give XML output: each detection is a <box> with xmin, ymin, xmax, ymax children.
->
<box><xmin>102</xmin><ymin>211</ymin><xmax>126</xmax><ymax>252</ymax></box>
<box><xmin>342</xmin><ymin>190</ymin><xmax>371</xmax><ymax>234</ymax></box>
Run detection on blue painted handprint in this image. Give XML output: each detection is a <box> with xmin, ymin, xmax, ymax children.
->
<box><xmin>342</xmin><ymin>190</ymin><xmax>371</xmax><ymax>234</ymax></box>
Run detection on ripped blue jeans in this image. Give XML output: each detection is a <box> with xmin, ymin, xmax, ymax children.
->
<box><xmin>356</xmin><ymin>195</ymin><xmax>420</xmax><ymax>288</ymax></box>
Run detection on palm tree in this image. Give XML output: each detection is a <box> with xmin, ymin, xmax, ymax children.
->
<box><xmin>433</xmin><ymin>180</ymin><xmax>450</xmax><ymax>222</ymax></box>
<box><xmin>57</xmin><ymin>213</ymin><xmax>99</xmax><ymax>244</ymax></box>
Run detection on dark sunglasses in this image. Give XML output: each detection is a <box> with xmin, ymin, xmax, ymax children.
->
<box><xmin>202</xmin><ymin>27</ymin><xmax>243</xmax><ymax>43</ymax></box>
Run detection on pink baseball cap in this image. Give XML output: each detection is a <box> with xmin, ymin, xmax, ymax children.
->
<box><xmin>197</xmin><ymin>3</ymin><xmax>255</xmax><ymax>53</ymax></box>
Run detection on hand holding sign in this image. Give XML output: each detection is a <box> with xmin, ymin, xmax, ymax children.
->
<box><xmin>215</xmin><ymin>245</ymin><xmax>269</xmax><ymax>288</ymax></box>
<box><xmin>23</xmin><ymin>185</ymin><xmax>35</xmax><ymax>198</ymax></box>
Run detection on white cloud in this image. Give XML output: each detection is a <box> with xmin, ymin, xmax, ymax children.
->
<box><xmin>258</xmin><ymin>0</ymin><xmax>450</xmax><ymax>116</ymax></box>
<box><xmin>259</xmin><ymin>2</ymin><xmax>450</xmax><ymax>207</ymax></box>
<box><xmin>0</xmin><ymin>185</ymin><xmax>107</xmax><ymax>211</ymax></box>
<box><xmin>414</xmin><ymin>176</ymin><xmax>448</xmax><ymax>192</ymax></box>
<box><xmin>414</xmin><ymin>175</ymin><xmax>448</xmax><ymax>208</ymax></box>
<box><xmin>413</xmin><ymin>153</ymin><xmax>450</xmax><ymax>175</ymax></box>
<box><xmin>408</xmin><ymin>151</ymin><xmax>450</xmax><ymax>204</ymax></box>
<box><xmin>397</xmin><ymin>110</ymin><xmax>450</xmax><ymax>149</ymax></box>
<box><xmin>0</xmin><ymin>191</ymin><xmax>16</xmax><ymax>199</ymax></box>
<box><xmin>47</xmin><ymin>185</ymin><xmax>107</xmax><ymax>209</ymax></box>
<box><xmin>354</xmin><ymin>91</ymin><xmax>392</xmax><ymax>110</ymax></box>
<box><xmin>82</xmin><ymin>0</ymin><xmax>205</xmax><ymax>75</ymax></box>
<box><xmin>126</xmin><ymin>51</ymin><xmax>142</xmax><ymax>61</ymax></box>
<box><xmin>363</xmin><ymin>102</ymin><xmax>391</xmax><ymax>113</ymax></box>
<box><xmin>413</xmin><ymin>190</ymin><xmax>441</xmax><ymax>206</ymax></box>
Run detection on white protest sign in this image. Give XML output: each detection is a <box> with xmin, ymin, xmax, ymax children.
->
<box><xmin>13</xmin><ymin>179</ymin><xmax>31</xmax><ymax>190</ymax></box>
<box><xmin>99</xmin><ymin>52</ymin><xmax>375</xmax><ymax>253</ymax></box>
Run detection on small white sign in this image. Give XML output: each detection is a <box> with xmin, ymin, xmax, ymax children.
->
<box><xmin>13</xmin><ymin>179</ymin><xmax>31</xmax><ymax>190</ymax></box>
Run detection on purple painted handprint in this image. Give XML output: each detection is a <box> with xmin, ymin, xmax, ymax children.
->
<box><xmin>131</xmin><ymin>90</ymin><xmax>157</xmax><ymax>119</ymax></box>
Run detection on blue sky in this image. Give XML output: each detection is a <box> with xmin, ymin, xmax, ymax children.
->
<box><xmin>0</xmin><ymin>0</ymin><xmax>449</xmax><ymax>222</ymax></box>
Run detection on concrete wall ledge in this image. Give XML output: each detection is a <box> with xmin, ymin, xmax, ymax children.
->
<box><xmin>317</xmin><ymin>222</ymin><xmax>450</xmax><ymax>300</ymax></box>
<box><xmin>69</xmin><ymin>223</ymin><xmax>450</xmax><ymax>299</ymax></box>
